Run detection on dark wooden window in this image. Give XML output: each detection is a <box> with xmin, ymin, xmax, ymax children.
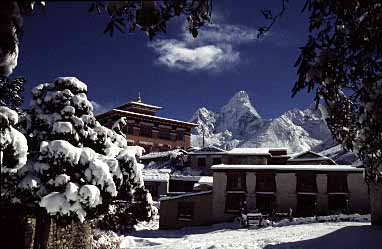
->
<box><xmin>169</xmin><ymin>180</ymin><xmax>195</xmax><ymax>192</ymax></box>
<box><xmin>139</xmin><ymin>125</ymin><xmax>152</xmax><ymax>137</ymax></box>
<box><xmin>178</xmin><ymin>202</ymin><xmax>194</xmax><ymax>221</ymax></box>
<box><xmin>159</xmin><ymin>128</ymin><xmax>171</xmax><ymax>140</ymax></box>
<box><xmin>197</xmin><ymin>158</ymin><xmax>206</xmax><ymax>167</ymax></box>
<box><xmin>228</xmin><ymin>156</ymin><xmax>242</xmax><ymax>164</ymax></box>
<box><xmin>127</xmin><ymin>125</ymin><xmax>134</xmax><ymax>135</ymax></box>
<box><xmin>297</xmin><ymin>194</ymin><xmax>317</xmax><ymax>217</ymax></box>
<box><xmin>256</xmin><ymin>173</ymin><xmax>276</xmax><ymax>192</ymax></box>
<box><xmin>226</xmin><ymin>172</ymin><xmax>246</xmax><ymax>191</ymax></box>
<box><xmin>327</xmin><ymin>174</ymin><xmax>348</xmax><ymax>193</ymax></box>
<box><xmin>212</xmin><ymin>157</ymin><xmax>222</xmax><ymax>165</ymax></box>
<box><xmin>328</xmin><ymin>194</ymin><xmax>349</xmax><ymax>214</ymax></box>
<box><xmin>225</xmin><ymin>193</ymin><xmax>245</xmax><ymax>213</ymax></box>
<box><xmin>256</xmin><ymin>194</ymin><xmax>275</xmax><ymax>214</ymax></box>
<box><xmin>296</xmin><ymin>173</ymin><xmax>317</xmax><ymax>193</ymax></box>
<box><xmin>177</xmin><ymin>130</ymin><xmax>184</xmax><ymax>141</ymax></box>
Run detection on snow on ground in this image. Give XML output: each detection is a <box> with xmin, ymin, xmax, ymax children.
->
<box><xmin>115</xmin><ymin>218</ymin><xmax>381</xmax><ymax>249</ymax></box>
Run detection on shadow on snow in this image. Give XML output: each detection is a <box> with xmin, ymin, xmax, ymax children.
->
<box><xmin>264</xmin><ymin>225</ymin><xmax>382</xmax><ymax>249</ymax></box>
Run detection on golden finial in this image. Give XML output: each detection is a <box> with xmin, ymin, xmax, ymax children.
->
<box><xmin>137</xmin><ymin>92</ymin><xmax>142</xmax><ymax>102</ymax></box>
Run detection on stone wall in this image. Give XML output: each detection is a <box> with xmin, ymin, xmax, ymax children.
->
<box><xmin>246</xmin><ymin>172</ymin><xmax>257</xmax><ymax>211</ymax></box>
<box><xmin>159</xmin><ymin>192</ymin><xmax>213</xmax><ymax>229</ymax></box>
<box><xmin>212</xmin><ymin>172</ymin><xmax>237</xmax><ymax>222</ymax></box>
<box><xmin>275</xmin><ymin>173</ymin><xmax>297</xmax><ymax>213</ymax></box>
<box><xmin>316</xmin><ymin>174</ymin><xmax>328</xmax><ymax>215</ymax></box>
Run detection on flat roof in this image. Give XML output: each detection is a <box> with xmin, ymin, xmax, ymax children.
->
<box><xmin>211</xmin><ymin>164</ymin><xmax>363</xmax><ymax>172</ymax></box>
<box><xmin>160</xmin><ymin>190</ymin><xmax>212</xmax><ymax>201</ymax></box>
<box><xmin>143</xmin><ymin>169</ymin><xmax>171</xmax><ymax>182</ymax></box>
<box><xmin>227</xmin><ymin>148</ymin><xmax>271</xmax><ymax>156</ymax></box>
<box><xmin>170</xmin><ymin>175</ymin><xmax>202</xmax><ymax>181</ymax></box>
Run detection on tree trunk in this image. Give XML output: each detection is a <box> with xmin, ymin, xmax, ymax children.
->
<box><xmin>33</xmin><ymin>209</ymin><xmax>51</xmax><ymax>249</ymax></box>
<box><xmin>44</xmin><ymin>219</ymin><xmax>92</xmax><ymax>249</ymax></box>
<box><xmin>369</xmin><ymin>182</ymin><xmax>382</xmax><ymax>226</ymax></box>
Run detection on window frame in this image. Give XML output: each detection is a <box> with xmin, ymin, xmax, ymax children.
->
<box><xmin>296</xmin><ymin>173</ymin><xmax>318</xmax><ymax>193</ymax></box>
<box><xmin>327</xmin><ymin>173</ymin><xmax>349</xmax><ymax>193</ymax></box>
<box><xmin>212</xmin><ymin>157</ymin><xmax>222</xmax><ymax>165</ymax></box>
<box><xmin>225</xmin><ymin>193</ymin><xmax>245</xmax><ymax>213</ymax></box>
<box><xmin>226</xmin><ymin>172</ymin><xmax>246</xmax><ymax>192</ymax></box>
<box><xmin>256</xmin><ymin>172</ymin><xmax>276</xmax><ymax>193</ymax></box>
<box><xmin>159</xmin><ymin>127</ymin><xmax>171</xmax><ymax>140</ymax></box>
<box><xmin>139</xmin><ymin>124</ymin><xmax>152</xmax><ymax>137</ymax></box>
<box><xmin>197</xmin><ymin>157</ymin><xmax>206</xmax><ymax>167</ymax></box>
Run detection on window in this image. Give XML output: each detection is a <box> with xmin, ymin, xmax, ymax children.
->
<box><xmin>328</xmin><ymin>194</ymin><xmax>349</xmax><ymax>214</ymax></box>
<box><xmin>256</xmin><ymin>194</ymin><xmax>275</xmax><ymax>214</ymax></box>
<box><xmin>197</xmin><ymin>158</ymin><xmax>206</xmax><ymax>167</ymax></box>
<box><xmin>256</xmin><ymin>173</ymin><xmax>276</xmax><ymax>192</ymax></box>
<box><xmin>327</xmin><ymin>174</ymin><xmax>348</xmax><ymax>193</ymax></box>
<box><xmin>127</xmin><ymin>125</ymin><xmax>134</xmax><ymax>135</ymax></box>
<box><xmin>139</xmin><ymin>125</ymin><xmax>152</xmax><ymax>137</ymax></box>
<box><xmin>297</xmin><ymin>194</ymin><xmax>317</xmax><ymax>217</ymax></box>
<box><xmin>178</xmin><ymin>202</ymin><xmax>194</xmax><ymax>221</ymax></box>
<box><xmin>177</xmin><ymin>130</ymin><xmax>184</xmax><ymax>141</ymax></box>
<box><xmin>212</xmin><ymin>157</ymin><xmax>222</xmax><ymax>165</ymax></box>
<box><xmin>159</xmin><ymin>128</ymin><xmax>171</xmax><ymax>140</ymax></box>
<box><xmin>226</xmin><ymin>172</ymin><xmax>246</xmax><ymax>191</ymax></box>
<box><xmin>225</xmin><ymin>193</ymin><xmax>245</xmax><ymax>213</ymax></box>
<box><xmin>296</xmin><ymin>174</ymin><xmax>317</xmax><ymax>193</ymax></box>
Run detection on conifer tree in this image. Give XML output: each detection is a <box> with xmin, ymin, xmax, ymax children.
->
<box><xmin>20</xmin><ymin>77</ymin><xmax>154</xmax><ymax>224</ymax></box>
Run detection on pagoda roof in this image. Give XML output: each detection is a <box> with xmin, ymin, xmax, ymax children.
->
<box><xmin>116</xmin><ymin>101</ymin><xmax>162</xmax><ymax>111</ymax></box>
<box><xmin>98</xmin><ymin>109</ymin><xmax>198</xmax><ymax>128</ymax></box>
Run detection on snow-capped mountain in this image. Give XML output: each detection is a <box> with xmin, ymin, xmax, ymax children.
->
<box><xmin>190</xmin><ymin>90</ymin><xmax>333</xmax><ymax>153</ymax></box>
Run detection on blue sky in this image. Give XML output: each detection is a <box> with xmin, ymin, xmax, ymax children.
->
<box><xmin>14</xmin><ymin>1</ymin><xmax>314</xmax><ymax>121</ymax></box>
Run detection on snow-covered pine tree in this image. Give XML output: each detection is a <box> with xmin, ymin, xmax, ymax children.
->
<box><xmin>0</xmin><ymin>106</ymin><xmax>28</xmax><ymax>205</ymax></box>
<box><xmin>20</xmin><ymin>77</ymin><xmax>154</xmax><ymax>225</ymax></box>
<box><xmin>0</xmin><ymin>76</ymin><xmax>26</xmax><ymax>113</ymax></box>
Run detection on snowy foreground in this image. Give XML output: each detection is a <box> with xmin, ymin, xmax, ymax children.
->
<box><xmin>94</xmin><ymin>216</ymin><xmax>382</xmax><ymax>249</ymax></box>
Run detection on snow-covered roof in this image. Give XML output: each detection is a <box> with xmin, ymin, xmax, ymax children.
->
<box><xmin>143</xmin><ymin>169</ymin><xmax>171</xmax><ymax>182</ymax></box>
<box><xmin>127</xmin><ymin>101</ymin><xmax>162</xmax><ymax>110</ymax></box>
<box><xmin>198</xmin><ymin>176</ymin><xmax>213</xmax><ymax>184</ymax></box>
<box><xmin>141</xmin><ymin>149</ymin><xmax>187</xmax><ymax>160</ymax></box>
<box><xmin>227</xmin><ymin>148</ymin><xmax>271</xmax><ymax>156</ymax></box>
<box><xmin>112</xmin><ymin>109</ymin><xmax>198</xmax><ymax>127</ymax></box>
<box><xmin>192</xmin><ymin>145</ymin><xmax>226</xmax><ymax>153</ymax></box>
<box><xmin>170</xmin><ymin>175</ymin><xmax>202</xmax><ymax>181</ymax></box>
<box><xmin>288</xmin><ymin>150</ymin><xmax>336</xmax><ymax>164</ymax></box>
<box><xmin>160</xmin><ymin>190</ymin><xmax>212</xmax><ymax>201</ymax></box>
<box><xmin>211</xmin><ymin>164</ymin><xmax>363</xmax><ymax>172</ymax></box>
<box><xmin>268</xmin><ymin>148</ymin><xmax>288</xmax><ymax>151</ymax></box>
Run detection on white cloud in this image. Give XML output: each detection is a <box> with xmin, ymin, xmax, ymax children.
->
<box><xmin>150</xmin><ymin>40</ymin><xmax>239</xmax><ymax>71</ymax></box>
<box><xmin>149</xmin><ymin>17</ymin><xmax>259</xmax><ymax>72</ymax></box>
<box><xmin>183</xmin><ymin>23</ymin><xmax>259</xmax><ymax>45</ymax></box>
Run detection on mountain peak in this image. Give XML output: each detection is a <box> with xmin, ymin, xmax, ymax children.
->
<box><xmin>221</xmin><ymin>90</ymin><xmax>261</xmax><ymax>120</ymax></box>
<box><xmin>232</xmin><ymin>90</ymin><xmax>250</xmax><ymax>100</ymax></box>
<box><xmin>190</xmin><ymin>92</ymin><xmax>333</xmax><ymax>153</ymax></box>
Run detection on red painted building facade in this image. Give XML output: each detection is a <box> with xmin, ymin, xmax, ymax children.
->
<box><xmin>96</xmin><ymin>96</ymin><xmax>198</xmax><ymax>153</ymax></box>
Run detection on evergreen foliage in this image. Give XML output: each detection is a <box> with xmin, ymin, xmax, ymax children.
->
<box><xmin>19</xmin><ymin>77</ymin><xmax>154</xmax><ymax>225</ymax></box>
